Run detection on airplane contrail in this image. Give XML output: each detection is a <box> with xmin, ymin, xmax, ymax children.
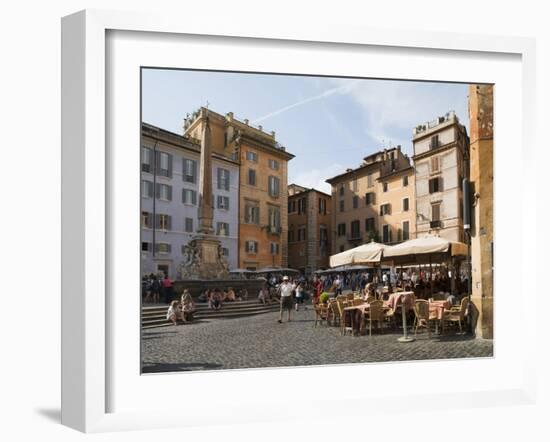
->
<box><xmin>252</xmin><ymin>81</ymin><xmax>359</xmax><ymax>124</ymax></box>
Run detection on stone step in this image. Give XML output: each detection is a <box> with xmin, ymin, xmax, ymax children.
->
<box><xmin>141</xmin><ymin>307</ymin><xmax>279</xmax><ymax>328</ymax></box>
<box><xmin>142</xmin><ymin>303</ymin><xmax>280</xmax><ymax>318</ymax></box>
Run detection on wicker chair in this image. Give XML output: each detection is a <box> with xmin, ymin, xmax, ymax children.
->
<box><xmin>365</xmin><ymin>296</ymin><xmax>375</xmax><ymax>304</ymax></box>
<box><xmin>336</xmin><ymin>298</ymin><xmax>353</xmax><ymax>336</ymax></box>
<box><xmin>412</xmin><ymin>299</ymin><xmax>435</xmax><ymax>338</ymax></box>
<box><xmin>442</xmin><ymin>296</ymin><xmax>469</xmax><ymax>333</ymax></box>
<box><xmin>327</xmin><ymin>298</ymin><xmax>340</xmax><ymax>326</ymax></box>
<box><xmin>314</xmin><ymin>303</ymin><xmax>329</xmax><ymax>327</ymax></box>
<box><xmin>363</xmin><ymin>300</ymin><xmax>385</xmax><ymax>336</ymax></box>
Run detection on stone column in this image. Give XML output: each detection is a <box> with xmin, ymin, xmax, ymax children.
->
<box><xmin>197</xmin><ymin>108</ymin><xmax>214</xmax><ymax>235</ymax></box>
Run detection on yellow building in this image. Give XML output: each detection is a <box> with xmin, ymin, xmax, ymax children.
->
<box><xmin>183</xmin><ymin>108</ymin><xmax>295</xmax><ymax>270</ymax></box>
<box><xmin>287</xmin><ymin>184</ymin><xmax>332</xmax><ymax>274</ymax></box>
<box><xmin>326</xmin><ymin>146</ymin><xmax>416</xmax><ymax>253</ymax></box>
<box><xmin>469</xmin><ymin>84</ymin><xmax>494</xmax><ymax>339</ymax></box>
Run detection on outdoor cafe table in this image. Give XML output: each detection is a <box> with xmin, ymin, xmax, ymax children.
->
<box><xmin>429</xmin><ymin>299</ymin><xmax>451</xmax><ymax>334</ymax></box>
<box><xmin>343</xmin><ymin>302</ymin><xmax>392</xmax><ymax>336</ymax></box>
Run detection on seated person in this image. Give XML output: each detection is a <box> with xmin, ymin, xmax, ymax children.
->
<box><xmin>181</xmin><ymin>291</ymin><xmax>196</xmax><ymax>322</ymax></box>
<box><xmin>197</xmin><ymin>289</ymin><xmax>209</xmax><ymax>303</ymax></box>
<box><xmin>239</xmin><ymin>288</ymin><xmax>248</xmax><ymax>301</ymax></box>
<box><xmin>166</xmin><ymin>300</ymin><xmax>183</xmax><ymax>326</ymax></box>
<box><xmin>210</xmin><ymin>289</ymin><xmax>222</xmax><ymax>310</ymax></box>
<box><xmin>226</xmin><ymin>288</ymin><xmax>237</xmax><ymax>302</ymax></box>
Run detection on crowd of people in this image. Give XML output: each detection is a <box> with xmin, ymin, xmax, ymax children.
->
<box><xmin>144</xmin><ymin>265</ymin><xmax>468</xmax><ymax>326</ymax></box>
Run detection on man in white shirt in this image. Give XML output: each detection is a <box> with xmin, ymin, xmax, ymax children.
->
<box><xmin>278</xmin><ymin>275</ymin><xmax>296</xmax><ymax>323</ymax></box>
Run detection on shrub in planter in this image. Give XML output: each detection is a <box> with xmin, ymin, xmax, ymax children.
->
<box><xmin>319</xmin><ymin>292</ymin><xmax>331</xmax><ymax>304</ymax></box>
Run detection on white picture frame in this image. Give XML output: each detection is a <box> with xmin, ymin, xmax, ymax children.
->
<box><xmin>61</xmin><ymin>9</ymin><xmax>537</xmax><ymax>433</ymax></box>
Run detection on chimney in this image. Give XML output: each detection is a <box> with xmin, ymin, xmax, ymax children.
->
<box><xmin>244</xmin><ymin>119</ymin><xmax>249</xmax><ymax>125</ymax></box>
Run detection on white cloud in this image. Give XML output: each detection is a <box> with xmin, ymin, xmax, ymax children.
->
<box><xmin>289</xmin><ymin>163</ymin><xmax>347</xmax><ymax>195</ymax></box>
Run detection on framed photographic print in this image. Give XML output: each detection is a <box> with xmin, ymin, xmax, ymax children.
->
<box><xmin>62</xmin><ymin>9</ymin><xmax>537</xmax><ymax>433</ymax></box>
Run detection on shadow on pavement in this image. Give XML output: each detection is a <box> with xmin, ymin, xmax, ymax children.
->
<box><xmin>142</xmin><ymin>361</ymin><xmax>223</xmax><ymax>373</ymax></box>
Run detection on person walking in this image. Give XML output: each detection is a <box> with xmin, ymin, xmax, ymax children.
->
<box><xmin>294</xmin><ymin>282</ymin><xmax>304</xmax><ymax>311</ymax></box>
<box><xmin>278</xmin><ymin>275</ymin><xmax>295</xmax><ymax>323</ymax></box>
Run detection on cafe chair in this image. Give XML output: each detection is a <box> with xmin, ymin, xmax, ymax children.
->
<box><xmin>363</xmin><ymin>300</ymin><xmax>385</xmax><ymax>337</ymax></box>
<box><xmin>442</xmin><ymin>296</ymin><xmax>469</xmax><ymax>333</ymax></box>
<box><xmin>413</xmin><ymin>299</ymin><xmax>435</xmax><ymax>338</ymax></box>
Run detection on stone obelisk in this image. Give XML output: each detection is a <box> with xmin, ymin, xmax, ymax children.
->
<box><xmin>178</xmin><ymin>107</ymin><xmax>229</xmax><ymax>280</ymax></box>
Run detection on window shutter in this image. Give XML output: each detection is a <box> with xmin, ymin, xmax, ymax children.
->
<box><xmin>182</xmin><ymin>189</ymin><xmax>187</xmax><ymax>204</ymax></box>
<box><xmin>380</xmin><ymin>206</ymin><xmax>383</xmax><ymax>216</ymax></box>
<box><xmin>167</xmin><ymin>186</ymin><xmax>172</xmax><ymax>201</ymax></box>
<box><xmin>154</xmin><ymin>214</ymin><xmax>160</xmax><ymax>229</ymax></box>
<box><xmin>192</xmin><ymin>191</ymin><xmax>197</xmax><ymax>205</ymax></box>
<box><xmin>155</xmin><ymin>150</ymin><xmax>161</xmax><ymax>175</ymax></box>
<box><xmin>155</xmin><ymin>183</ymin><xmax>161</xmax><ymax>199</ymax></box>
<box><xmin>167</xmin><ymin>153</ymin><xmax>173</xmax><ymax>178</ymax></box>
<box><xmin>167</xmin><ymin>215</ymin><xmax>172</xmax><ymax>230</ymax></box>
<box><xmin>217</xmin><ymin>168</ymin><xmax>222</xmax><ymax>190</ymax></box>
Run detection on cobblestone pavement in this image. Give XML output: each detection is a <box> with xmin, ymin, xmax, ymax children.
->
<box><xmin>141</xmin><ymin>307</ymin><xmax>493</xmax><ymax>373</ymax></box>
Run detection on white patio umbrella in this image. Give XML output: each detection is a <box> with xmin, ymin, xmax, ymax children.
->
<box><xmin>382</xmin><ymin>235</ymin><xmax>467</xmax><ymax>262</ymax></box>
<box><xmin>329</xmin><ymin>241</ymin><xmax>386</xmax><ymax>268</ymax></box>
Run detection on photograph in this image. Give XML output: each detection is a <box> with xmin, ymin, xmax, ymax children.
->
<box><xmin>139</xmin><ymin>69</ymin><xmax>494</xmax><ymax>374</ymax></box>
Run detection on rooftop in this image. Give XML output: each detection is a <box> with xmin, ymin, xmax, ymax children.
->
<box><xmin>413</xmin><ymin>111</ymin><xmax>458</xmax><ymax>138</ymax></box>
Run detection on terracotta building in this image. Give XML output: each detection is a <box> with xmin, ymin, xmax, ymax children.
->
<box><xmin>326</xmin><ymin>146</ymin><xmax>416</xmax><ymax>253</ymax></box>
<box><xmin>287</xmin><ymin>184</ymin><xmax>332</xmax><ymax>274</ymax></box>
<box><xmin>412</xmin><ymin>111</ymin><xmax>469</xmax><ymax>243</ymax></box>
<box><xmin>468</xmin><ymin>84</ymin><xmax>494</xmax><ymax>339</ymax></box>
<box><xmin>183</xmin><ymin>108</ymin><xmax>294</xmax><ymax>270</ymax></box>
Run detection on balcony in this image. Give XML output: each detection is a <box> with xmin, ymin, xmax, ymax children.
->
<box><xmin>430</xmin><ymin>220</ymin><xmax>442</xmax><ymax>229</ymax></box>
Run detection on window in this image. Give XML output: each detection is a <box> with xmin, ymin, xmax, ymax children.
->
<box><xmin>337</xmin><ymin>223</ymin><xmax>346</xmax><ymax>237</ymax></box>
<box><xmin>217</xmin><ymin>168</ymin><xmax>230</xmax><ymax>191</ymax></box>
<box><xmin>319</xmin><ymin>198</ymin><xmax>327</xmax><ymax>215</ymax></box>
<box><xmin>403</xmin><ymin>175</ymin><xmax>409</xmax><ymax>187</ymax></box>
<box><xmin>288</xmin><ymin>229</ymin><xmax>295</xmax><ymax>242</ymax></box>
<box><xmin>298</xmin><ymin>226</ymin><xmax>306</xmax><ymax>241</ymax></box>
<box><xmin>155</xmin><ymin>214</ymin><xmax>172</xmax><ymax>230</ymax></box>
<box><xmin>222</xmin><ymin>247</ymin><xmax>229</xmax><ymax>257</ymax></box>
<box><xmin>142</xmin><ymin>180</ymin><xmax>153</xmax><ymax>198</ymax></box>
<box><xmin>365</xmin><ymin>192</ymin><xmax>376</xmax><ymax>205</ymax></box>
<box><xmin>141</xmin><ymin>211</ymin><xmax>152</xmax><ymax>228</ymax></box>
<box><xmin>217</xmin><ymin>195</ymin><xmax>230</xmax><ymax>210</ymax></box>
<box><xmin>245</xmin><ymin>202</ymin><xmax>260</xmax><ymax>224</ymax></box>
<box><xmin>339</xmin><ymin>200</ymin><xmax>345</xmax><ymax>212</ymax></box>
<box><xmin>246</xmin><ymin>241</ymin><xmax>258</xmax><ymax>253</ymax></box>
<box><xmin>380</xmin><ymin>203</ymin><xmax>391</xmax><ymax>216</ymax></box>
<box><xmin>352</xmin><ymin>179</ymin><xmax>358</xmax><ymax>192</ymax></box>
<box><xmin>183</xmin><ymin>159</ymin><xmax>197</xmax><ymax>183</ymax></box>
<box><xmin>141</xmin><ymin>147</ymin><xmax>152</xmax><ymax>173</ymax></box>
<box><xmin>156</xmin><ymin>183</ymin><xmax>172</xmax><ymax>201</ymax></box>
<box><xmin>182</xmin><ymin>188</ymin><xmax>197</xmax><ymax>205</ymax></box>
<box><xmin>367</xmin><ymin>173</ymin><xmax>373</xmax><ymax>188</ymax></box>
<box><xmin>403</xmin><ymin>198</ymin><xmax>409</xmax><ymax>212</ymax></box>
<box><xmin>216</xmin><ymin>222</ymin><xmax>229</xmax><ymax>236</ymax></box>
<box><xmin>270</xmin><ymin>242</ymin><xmax>280</xmax><ymax>255</ymax></box>
<box><xmin>288</xmin><ymin>200</ymin><xmax>296</xmax><ymax>213</ymax></box>
<box><xmin>155</xmin><ymin>243</ymin><xmax>171</xmax><ymax>254</ymax></box>
<box><xmin>298</xmin><ymin>198</ymin><xmax>307</xmax><ymax>214</ymax></box>
<box><xmin>383</xmin><ymin>182</ymin><xmax>388</xmax><ymax>192</ymax></box>
<box><xmin>353</xmin><ymin>195</ymin><xmax>359</xmax><ymax>209</ymax></box>
<box><xmin>268</xmin><ymin>176</ymin><xmax>280</xmax><ymax>198</ymax></box>
<box><xmin>339</xmin><ymin>184</ymin><xmax>344</xmax><ymax>196</ymax></box>
<box><xmin>141</xmin><ymin>242</ymin><xmax>150</xmax><ymax>252</ymax></box>
<box><xmin>268</xmin><ymin>159</ymin><xmax>279</xmax><ymax>170</ymax></box>
<box><xmin>431</xmin><ymin>156</ymin><xmax>440</xmax><ymax>173</ymax></box>
<box><xmin>246</xmin><ymin>151</ymin><xmax>258</xmax><ymax>162</ymax></box>
<box><xmin>350</xmin><ymin>220</ymin><xmax>360</xmax><ymax>239</ymax></box>
<box><xmin>184</xmin><ymin>217</ymin><xmax>194</xmax><ymax>233</ymax></box>
<box><xmin>158</xmin><ymin>151</ymin><xmax>172</xmax><ymax>177</ymax></box>
<box><xmin>248</xmin><ymin>169</ymin><xmax>257</xmax><ymax>186</ymax></box>
<box><xmin>403</xmin><ymin>221</ymin><xmax>410</xmax><ymax>240</ymax></box>
<box><xmin>382</xmin><ymin>225</ymin><xmax>391</xmax><ymax>243</ymax></box>
<box><xmin>429</xmin><ymin>177</ymin><xmax>442</xmax><ymax>193</ymax></box>
<box><xmin>432</xmin><ymin>203</ymin><xmax>441</xmax><ymax>222</ymax></box>
<box><xmin>430</xmin><ymin>134</ymin><xmax>440</xmax><ymax>150</ymax></box>
<box><xmin>268</xmin><ymin>206</ymin><xmax>281</xmax><ymax>233</ymax></box>
<box><xmin>365</xmin><ymin>217</ymin><xmax>375</xmax><ymax>233</ymax></box>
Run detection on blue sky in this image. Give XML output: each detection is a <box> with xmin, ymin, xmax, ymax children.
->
<box><xmin>142</xmin><ymin>69</ymin><xmax>469</xmax><ymax>194</ymax></box>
